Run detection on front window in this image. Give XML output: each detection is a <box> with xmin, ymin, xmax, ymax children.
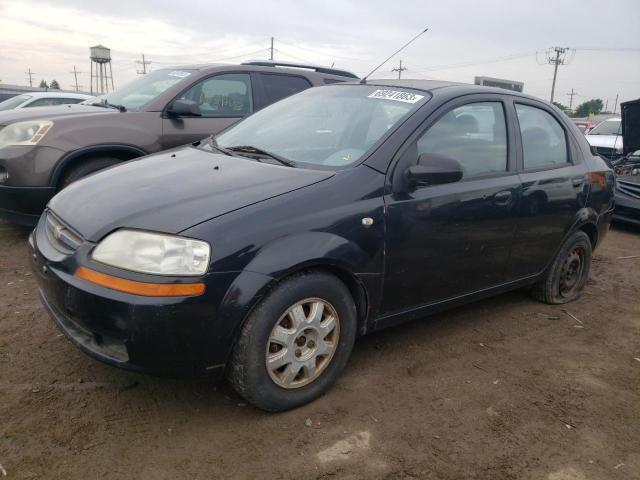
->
<box><xmin>98</xmin><ymin>69</ymin><xmax>197</xmax><ymax>111</ymax></box>
<box><xmin>216</xmin><ymin>85</ymin><xmax>427</xmax><ymax>168</ymax></box>
<box><xmin>416</xmin><ymin>102</ymin><xmax>508</xmax><ymax>177</ymax></box>
<box><xmin>0</xmin><ymin>94</ymin><xmax>31</xmax><ymax>111</ymax></box>
<box><xmin>178</xmin><ymin>73</ymin><xmax>252</xmax><ymax>118</ymax></box>
<box><xmin>589</xmin><ymin>119</ymin><xmax>621</xmax><ymax>136</ymax></box>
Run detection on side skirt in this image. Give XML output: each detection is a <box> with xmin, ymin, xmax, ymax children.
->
<box><xmin>371</xmin><ymin>274</ymin><xmax>540</xmax><ymax>332</ymax></box>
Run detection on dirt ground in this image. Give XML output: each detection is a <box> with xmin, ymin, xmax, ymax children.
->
<box><xmin>0</xmin><ymin>219</ymin><xmax>638</xmax><ymax>480</ymax></box>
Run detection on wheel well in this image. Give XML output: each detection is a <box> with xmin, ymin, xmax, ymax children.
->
<box><xmin>579</xmin><ymin>222</ymin><xmax>598</xmax><ymax>249</ymax></box>
<box><xmin>272</xmin><ymin>264</ymin><xmax>370</xmax><ymax>336</ymax></box>
<box><xmin>55</xmin><ymin>149</ymin><xmax>142</xmax><ymax>189</ymax></box>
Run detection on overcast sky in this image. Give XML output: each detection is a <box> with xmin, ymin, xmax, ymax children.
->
<box><xmin>1</xmin><ymin>0</ymin><xmax>639</xmax><ymax>110</ymax></box>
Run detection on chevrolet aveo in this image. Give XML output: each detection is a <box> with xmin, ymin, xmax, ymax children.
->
<box><xmin>30</xmin><ymin>80</ymin><xmax>615</xmax><ymax>411</ymax></box>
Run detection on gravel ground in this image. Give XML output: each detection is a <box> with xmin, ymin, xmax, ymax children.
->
<box><xmin>0</xmin><ymin>219</ymin><xmax>639</xmax><ymax>480</ymax></box>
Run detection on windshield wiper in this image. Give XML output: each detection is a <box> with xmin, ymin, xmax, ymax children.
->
<box><xmin>227</xmin><ymin>145</ymin><xmax>297</xmax><ymax>167</ymax></box>
<box><xmin>207</xmin><ymin>136</ymin><xmax>234</xmax><ymax>156</ymax></box>
<box><xmin>91</xmin><ymin>99</ymin><xmax>126</xmax><ymax>112</ymax></box>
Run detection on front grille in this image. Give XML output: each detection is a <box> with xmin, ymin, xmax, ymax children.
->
<box><xmin>45</xmin><ymin>211</ymin><xmax>83</xmax><ymax>253</ymax></box>
<box><xmin>617</xmin><ymin>180</ymin><xmax>640</xmax><ymax>199</ymax></box>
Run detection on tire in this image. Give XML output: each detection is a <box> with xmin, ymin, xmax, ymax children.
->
<box><xmin>531</xmin><ymin>231</ymin><xmax>592</xmax><ymax>304</ymax></box>
<box><xmin>228</xmin><ymin>271</ymin><xmax>357</xmax><ymax>412</ymax></box>
<box><xmin>60</xmin><ymin>157</ymin><xmax>121</xmax><ymax>189</ymax></box>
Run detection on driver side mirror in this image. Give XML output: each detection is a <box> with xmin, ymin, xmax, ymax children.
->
<box><xmin>405</xmin><ymin>154</ymin><xmax>464</xmax><ymax>187</ymax></box>
<box><xmin>167</xmin><ymin>99</ymin><xmax>202</xmax><ymax>117</ymax></box>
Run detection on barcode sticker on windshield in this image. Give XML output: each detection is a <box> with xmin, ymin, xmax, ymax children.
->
<box><xmin>168</xmin><ymin>71</ymin><xmax>191</xmax><ymax>78</ymax></box>
<box><xmin>368</xmin><ymin>89</ymin><xmax>424</xmax><ymax>104</ymax></box>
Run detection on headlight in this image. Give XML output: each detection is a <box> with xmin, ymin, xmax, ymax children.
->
<box><xmin>92</xmin><ymin>229</ymin><xmax>211</xmax><ymax>276</ymax></box>
<box><xmin>0</xmin><ymin>120</ymin><xmax>53</xmax><ymax>148</ymax></box>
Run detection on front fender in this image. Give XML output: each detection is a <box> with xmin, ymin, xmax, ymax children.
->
<box><xmin>207</xmin><ymin>231</ymin><xmax>384</xmax><ymax>368</ymax></box>
<box><xmin>243</xmin><ymin>231</ymin><xmax>379</xmax><ymax>277</ymax></box>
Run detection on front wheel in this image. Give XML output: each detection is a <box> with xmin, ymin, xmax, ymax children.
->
<box><xmin>531</xmin><ymin>230</ymin><xmax>592</xmax><ymax>304</ymax></box>
<box><xmin>228</xmin><ymin>271</ymin><xmax>357</xmax><ymax>411</ymax></box>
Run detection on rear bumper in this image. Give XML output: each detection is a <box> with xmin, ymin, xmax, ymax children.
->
<box><xmin>0</xmin><ymin>184</ymin><xmax>54</xmax><ymax>226</ymax></box>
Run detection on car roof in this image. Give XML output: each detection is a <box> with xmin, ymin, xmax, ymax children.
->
<box><xmin>25</xmin><ymin>92</ymin><xmax>92</xmax><ymax>99</ymax></box>
<box><xmin>344</xmin><ymin>78</ymin><xmax>545</xmax><ymax>102</ymax></box>
<box><xmin>152</xmin><ymin>63</ymin><xmax>356</xmax><ymax>81</ymax></box>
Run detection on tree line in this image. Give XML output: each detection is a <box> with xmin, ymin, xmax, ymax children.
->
<box><xmin>38</xmin><ymin>79</ymin><xmax>60</xmax><ymax>89</ymax></box>
<box><xmin>552</xmin><ymin>99</ymin><xmax>610</xmax><ymax>118</ymax></box>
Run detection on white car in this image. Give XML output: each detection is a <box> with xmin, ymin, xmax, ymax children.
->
<box><xmin>0</xmin><ymin>92</ymin><xmax>92</xmax><ymax>111</ymax></box>
<box><xmin>585</xmin><ymin>117</ymin><xmax>623</xmax><ymax>159</ymax></box>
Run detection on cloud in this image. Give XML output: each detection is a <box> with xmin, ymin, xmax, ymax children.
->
<box><xmin>0</xmin><ymin>0</ymin><xmax>638</xmax><ymax>107</ymax></box>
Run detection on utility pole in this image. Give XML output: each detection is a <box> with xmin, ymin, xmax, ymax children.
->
<box><xmin>25</xmin><ymin>68</ymin><xmax>35</xmax><ymax>87</ymax></box>
<box><xmin>392</xmin><ymin>59</ymin><xmax>407</xmax><ymax>79</ymax></box>
<box><xmin>604</xmin><ymin>99</ymin><xmax>609</xmax><ymax>113</ymax></box>
<box><xmin>269</xmin><ymin>37</ymin><xmax>274</xmax><ymax>61</ymax></box>
<box><xmin>566</xmin><ymin>88</ymin><xmax>577</xmax><ymax>114</ymax></box>
<box><xmin>547</xmin><ymin>47</ymin><xmax>570</xmax><ymax>103</ymax></box>
<box><xmin>612</xmin><ymin>93</ymin><xmax>619</xmax><ymax>114</ymax></box>
<box><xmin>69</xmin><ymin>66</ymin><xmax>83</xmax><ymax>92</ymax></box>
<box><xmin>136</xmin><ymin>54</ymin><xmax>152</xmax><ymax>75</ymax></box>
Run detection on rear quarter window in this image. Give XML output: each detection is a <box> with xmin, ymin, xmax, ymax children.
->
<box><xmin>259</xmin><ymin>74</ymin><xmax>312</xmax><ymax>103</ymax></box>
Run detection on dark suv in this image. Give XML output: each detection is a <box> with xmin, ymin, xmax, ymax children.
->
<box><xmin>0</xmin><ymin>61</ymin><xmax>357</xmax><ymax>225</ymax></box>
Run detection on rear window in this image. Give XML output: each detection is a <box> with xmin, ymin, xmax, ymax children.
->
<box><xmin>260</xmin><ymin>74</ymin><xmax>311</xmax><ymax>103</ymax></box>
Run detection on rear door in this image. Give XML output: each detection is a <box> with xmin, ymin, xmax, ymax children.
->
<box><xmin>381</xmin><ymin>95</ymin><xmax>522</xmax><ymax>315</ymax></box>
<box><xmin>509</xmin><ymin>100</ymin><xmax>588</xmax><ymax>278</ymax></box>
<box><xmin>161</xmin><ymin>72</ymin><xmax>255</xmax><ymax>148</ymax></box>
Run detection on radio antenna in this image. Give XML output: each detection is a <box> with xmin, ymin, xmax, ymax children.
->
<box><xmin>360</xmin><ymin>27</ymin><xmax>429</xmax><ymax>84</ymax></box>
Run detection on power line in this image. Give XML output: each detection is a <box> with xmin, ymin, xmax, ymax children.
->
<box><xmin>69</xmin><ymin>65</ymin><xmax>83</xmax><ymax>91</ymax></box>
<box><xmin>136</xmin><ymin>54</ymin><xmax>152</xmax><ymax>75</ymax></box>
<box><xmin>546</xmin><ymin>47</ymin><xmax>573</xmax><ymax>103</ymax></box>
<box><xmin>25</xmin><ymin>68</ymin><xmax>35</xmax><ymax>87</ymax></box>
<box><xmin>273</xmin><ymin>48</ymin><xmax>314</xmax><ymax>64</ymax></box>
<box><xmin>391</xmin><ymin>60</ymin><xmax>407</xmax><ymax>79</ymax></box>
<box><xmin>275</xmin><ymin>38</ymin><xmax>371</xmax><ymax>63</ymax></box>
<box><xmin>566</xmin><ymin>88</ymin><xmax>578</xmax><ymax>113</ymax></box>
<box><xmin>413</xmin><ymin>51</ymin><xmax>536</xmax><ymax>73</ymax></box>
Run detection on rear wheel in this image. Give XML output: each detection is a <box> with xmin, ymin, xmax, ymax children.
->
<box><xmin>60</xmin><ymin>157</ymin><xmax>121</xmax><ymax>188</ymax></box>
<box><xmin>531</xmin><ymin>231</ymin><xmax>592</xmax><ymax>304</ymax></box>
<box><xmin>228</xmin><ymin>271</ymin><xmax>357</xmax><ymax>411</ymax></box>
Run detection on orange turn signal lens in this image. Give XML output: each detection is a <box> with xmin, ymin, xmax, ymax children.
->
<box><xmin>75</xmin><ymin>266</ymin><xmax>205</xmax><ymax>297</ymax></box>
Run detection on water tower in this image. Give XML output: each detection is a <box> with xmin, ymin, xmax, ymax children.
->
<box><xmin>90</xmin><ymin>45</ymin><xmax>115</xmax><ymax>95</ymax></box>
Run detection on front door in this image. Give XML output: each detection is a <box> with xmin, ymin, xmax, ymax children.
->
<box><xmin>381</xmin><ymin>97</ymin><xmax>521</xmax><ymax>316</ymax></box>
<box><xmin>162</xmin><ymin>73</ymin><xmax>254</xmax><ymax>149</ymax></box>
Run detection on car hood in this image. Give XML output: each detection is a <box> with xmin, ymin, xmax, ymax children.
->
<box><xmin>621</xmin><ymin>98</ymin><xmax>640</xmax><ymax>155</ymax></box>
<box><xmin>48</xmin><ymin>146</ymin><xmax>334</xmax><ymax>241</ymax></box>
<box><xmin>585</xmin><ymin>134</ymin><xmax>623</xmax><ymax>150</ymax></box>
<box><xmin>0</xmin><ymin>104</ymin><xmax>115</xmax><ymax>126</ymax></box>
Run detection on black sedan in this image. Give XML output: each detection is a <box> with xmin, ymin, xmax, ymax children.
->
<box><xmin>30</xmin><ymin>80</ymin><xmax>615</xmax><ymax>411</ymax></box>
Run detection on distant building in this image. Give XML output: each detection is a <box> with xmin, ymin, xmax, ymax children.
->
<box><xmin>474</xmin><ymin>76</ymin><xmax>524</xmax><ymax>93</ymax></box>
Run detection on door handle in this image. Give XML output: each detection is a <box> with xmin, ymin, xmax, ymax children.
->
<box><xmin>493</xmin><ymin>190</ymin><xmax>512</xmax><ymax>205</ymax></box>
<box><xmin>572</xmin><ymin>176</ymin><xmax>585</xmax><ymax>187</ymax></box>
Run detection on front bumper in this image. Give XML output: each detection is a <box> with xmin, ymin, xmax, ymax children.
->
<box><xmin>0</xmin><ymin>184</ymin><xmax>55</xmax><ymax>226</ymax></box>
<box><xmin>29</xmin><ymin>214</ymin><xmax>270</xmax><ymax>379</ymax></box>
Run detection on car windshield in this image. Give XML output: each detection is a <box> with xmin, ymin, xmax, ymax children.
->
<box><xmin>95</xmin><ymin>69</ymin><xmax>196</xmax><ymax>111</ymax></box>
<box><xmin>589</xmin><ymin>119</ymin><xmax>621</xmax><ymax>135</ymax></box>
<box><xmin>0</xmin><ymin>94</ymin><xmax>32</xmax><ymax>111</ymax></box>
<box><xmin>215</xmin><ymin>85</ymin><xmax>428</xmax><ymax>168</ymax></box>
